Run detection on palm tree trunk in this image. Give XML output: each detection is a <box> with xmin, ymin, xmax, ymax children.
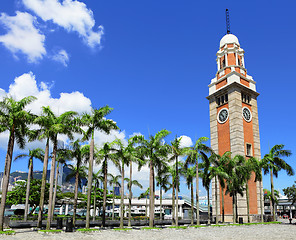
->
<box><xmin>207</xmin><ymin>188</ymin><xmax>210</xmax><ymax>225</ymax></box>
<box><xmin>259</xmin><ymin>181</ymin><xmax>263</xmax><ymax>223</ymax></box>
<box><xmin>120</xmin><ymin>161</ymin><xmax>124</xmax><ymax>228</ymax></box>
<box><xmin>149</xmin><ymin>160</ymin><xmax>154</xmax><ymax>227</ymax></box>
<box><xmin>195</xmin><ymin>158</ymin><xmax>200</xmax><ymax>225</ymax></box>
<box><xmin>246</xmin><ymin>182</ymin><xmax>250</xmax><ymax>223</ymax></box>
<box><xmin>86</xmin><ymin>133</ymin><xmax>94</xmax><ymax>228</ymax></box>
<box><xmin>51</xmin><ymin>161</ymin><xmax>59</xmax><ymax>221</ymax></box>
<box><xmin>232</xmin><ymin>194</ymin><xmax>236</xmax><ymax>224</ymax></box>
<box><xmin>103</xmin><ymin>158</ymin><xmax>108</xmax><ymax>227</ymax></box>
<box><xmin>215</xmin><ymin>177</ymin><xmax>218</xmax><ymax>224</ymax></box>
<box><xmin>46</xmin><ymin>138</ymin><xmax>57</xmax><ymax>229</ymax></box>
<box><xmin>37</xmin><ymin>138</ymin><xmax>49</xmax><ymax>228</ymax></box>
<box><xmin>221</xmin><ymin>187</ymin><xmax>225</xmax><ymax>223</ymax></box>
<box><xmin>270</xmin><ymin>170</ymin><xmax>276</xmax><ymax>221</ymax></box>
<box><xmin>0</xmin><ymin>129</ymin><xmax>15</xmax><ymax>231</ymax></box>
<box><xmin>93</xmin><ymin>182</ymin><xmax>97</xmax><ymax>221</ymax></box>
<box><xmin>112</xmin><ymin>185</ymin><xmax>115</xmax><ymax>220</ymax></box>
<box><xmin>172</xmin><ymin>184</ymin><xmax>175</xmax><ymax>226</ymax></box>
<box><xmin>175</xmin><ymin>156</ymin><xmax>179</xmax><ymax>226</ymax></box>
<box><xmin>190</xmin><ymin>182</ymin><xmax>194</xmax><ymax>225</ymax></box>
<box><xmin>160</xmin><ymin>186</ymin><xmax>163</xmax><ymax>221</ymax></box>
<box><xmin>128</xmin><ymin>160</ymin><xmax>132</xmax><ymax>227</ymax></box>
<box><xmin>73</xmin><ymin>168</ymin><xmax>79</xmax><ymax>227</ymax></box>
<box><xmin>24</xmin><ymin>158</ymin><xmax>33</xmax><ymax>221</ymax></box>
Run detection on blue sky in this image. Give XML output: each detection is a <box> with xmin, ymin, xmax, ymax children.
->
<box><xmin>0</xmin><ymin>0</ymin><xmax>295</xmax><ymax>198</ymax></box>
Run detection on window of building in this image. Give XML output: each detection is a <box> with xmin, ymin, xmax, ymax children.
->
<box><xmin>222</xmin><ymin>59</ymin><xmax>226</xmax><ymax>68</ymax></box>
<box><xmin>216</xmin><ymin>93</ymin><xmax>228</xmax><ymax>106</ymax></box>
<box><xmin>241</xmin><ymin>92</ymin><xmax>251</xmax><ymax>104</ymax></box>
<box><xmin>246</xmin><ymin>143</ymin><xmax>252</xmax><ymax>156</ymax></box>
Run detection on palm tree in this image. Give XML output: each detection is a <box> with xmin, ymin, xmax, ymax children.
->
<box><xmin>92</xmin><ymin>170</ymin><xmax>104</xmax><ymax>221</ymax></box>
<box><xmin>81</xmin><ymin>106</ymin><xmax>118</xmax><ymax>228</ymax></box>
<box><xmin>168</xmin><ymin>164</ymin><xmax>177</xmax><ymax>225</ymax></box>
<box><xmin>181</xmin><ymin>165</ymin><xmax>196</xmax><ymax>225</ymax></box>
<box><xmin>136</xmin><ymin>129</ymin><xmax>171</xmax><ymax>227</ymax></box>
<box><xmin>156</xmin><ymin>164</ymin><xmax>170</xmax><ymax>221</ymax></box>
<box><xmin>169</xmin><ymin>136</ymin><xmax>190</xmax><ymax>226</ymax></box>
<box><xmin>224</xmin><ymin>155</ymin><xmax>246</xmax><ymax>224</ymax></box>
<box><xmin>32</xmin><ymin>106</ymin><xmax>79</xmax><ymax>228</ymax></box>
<box><xmin>185</xmin><ymin>137</ymin><xmax>212</xmax><ymax>225</ymax></box>
<box><xmin>248</xmin><ymin>157</ymin><xmax>264</xmax><ymax>222</ymax></box>
<box><xmin>138</xmin><ymin>188</ymin><xmax>150</xmax><ymax>218</ymax></box>
<box><xmin>212</xmin><ymin>151</ymin><xmax>231</xmax><ymax>223</ymax></box>
<box><xmin>96</xmin><ymin>141</ymin><xmax>120</xmax><ymax>227</ymax></box>
<box><xmin>264</xmin><ymin>188</ymin><xmax>279</xmax><ymax>217</ymax></box>
<box><xmin>109</xmin><ymin>173</ymin><xmax>121</xmax><ymax>220</ymax></box>
<box><xmin>210</xmin><ymin>154</ymin><xmax>229</xmax><ymax>224</ymax></box>
<box><xmin>14</xmin><ymin>148</ymin><xmax>44</xmax><ymax>221</ymax></box>
<box><xmin>0</xmin><ymin>96</ymin><xmax>36</xmax><ymax>231</ymax></box>
<box><xmin>262</xmin><ymin>144</ymin><xmax>294</xmax><ymax>221</ymax></box>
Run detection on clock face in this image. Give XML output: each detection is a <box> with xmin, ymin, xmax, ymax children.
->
<box><xmin>217</xmin><ymin>108</ymin><xmax>229</xmax><ymax>124</ymax></box>
<box><xmin>242</xmin><ymin>107</ymin><xmax>252</xmax><ymax>122</ymax></box>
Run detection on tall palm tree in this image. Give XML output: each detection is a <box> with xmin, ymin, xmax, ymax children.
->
<box><xmin>224</xmin><ymin>155</ymin><xmax>246</xmax><ymax>224</ymax></box>
<box><xmin>169</xmin><ymin>136</ymin><xmax>190</xmax><ymax>226</ymax></box>
<box><xmin>32</xmin><ymin>106</ymin><xmax>79</xmax><ymax>229</ymax></box>
<box><xmin>213</xmin><ymin>151</ymin><xmax>231</xmax><ymax>223</ymax></box>
<box><xmin>156</xmin><ymin>164</ymin><xmax>170</xmax><ymax>221</ymax></box>
<box><xmin>92</xmin><ymin>169</ymin><xmax>104</xmax><ymax>221</ymax></box>
<box><xmin>109</xmin><ymin>173</ymin><xmax>121</xmax><ymax>220</ymax></box>
<box><xmin>262</xmin><ymin>144</ymin><xmax>294</xmax><ymax>221</ymax></box>
<box><xmin>210</xmin><ymin>154</ymin><xmax>229</xmax><ymax>224</ymax></box>
<box><xmin>96</xmin><ymin>141</ymin><xmax>120</xmax><ymax>227</ymax></box>
<box><xmin>185</xmin><ymin>137</ymin><xmax>212</xmax><ymax>225</ymax></box>
<box><xmin>181</xmin><ymin>165</ymin><xmax>196</xmax><ymax>225</ymax></box>
<box><xmin>136</xmin><ymin>129</ymin><xmax>171</xmax><ymax>227</ymax></box>
<box><xmin>14</xmin><ymin>148</ymin><xmax>44</xmax><ymax>221</ymax></box>
<box><xmin>168</xmin><ymin>164</ymin><xmax>177</xmax><ymax>225</ymax></box>
<box><xmin>81</xmin><ymin>106</ymin><xmax>118</xmax><ymax>228</ymax></box>
<box><xmin>0</xmin><ymin>96</ymin><xmax>36</xmax><ymax>231</ymax></box>
<box><xmin>248</xmin><ymin>157</ymin><xmax>264</xmax><ymax>222</ymax></box>
<box><xmin>63</xmin><ymin>140</ymin><xmax>89</xmax><ymax>226</ymax></box>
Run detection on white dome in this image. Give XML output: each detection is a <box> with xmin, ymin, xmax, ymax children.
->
<box><xmin>219</xmin><ymin>34</ymin><xmax>240</xmax><ymax>48</ymax></box>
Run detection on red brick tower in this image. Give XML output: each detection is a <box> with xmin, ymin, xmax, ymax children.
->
<box><xmin>207</xmin><ymin>34</ymin><xmax>262</xmax><ymax>222</ymax></box>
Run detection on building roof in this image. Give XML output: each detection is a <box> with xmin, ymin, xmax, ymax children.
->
<box><xmin>220</xmin><ymin>34</ymin><xmax>240</xmax><ymax>48</ymax></box>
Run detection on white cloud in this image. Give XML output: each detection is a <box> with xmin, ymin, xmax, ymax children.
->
<box><xmin>52</xmin><ymin>49</ymin><xmax>69</xmax><ymax>66</ymax></box>
<box><xmin>0</xmin><ymin>11</ymin><xmax>46</xmax><ymax>62</ymax></box>
<box><xmin>179</xmin><ymin>135</ymin><xmax>193</xmax><ymax>148</ymax></box>
<box><xmin>23</xmin><ymin>0</ymin><xmax>104</xmax><ymax>48</ymax></box>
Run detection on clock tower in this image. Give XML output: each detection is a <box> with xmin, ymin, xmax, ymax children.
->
<box><xmin>207</xmin><ymin>34</ymin><xmax>263</xmax><ymax>222</ymax></box>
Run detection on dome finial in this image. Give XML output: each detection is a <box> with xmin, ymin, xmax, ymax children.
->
<box><xmin>226</xmin><ymin>9</ymin><xmax>231</xmax><ymax>34</ymax></box>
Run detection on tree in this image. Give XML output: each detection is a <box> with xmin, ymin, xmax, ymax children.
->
<box><xmin>81</xmin><ymin>106</ymin><xmax>118</xmax><ymax>228</ymax></box>
<box><xmin>96</xmin><ymin>141</ymin><xmax>119</xmax><ymax>227</ymax></box>
<box><xmin>156</xmin><ymin>164</ymin><xmax>170</xmax><ymax>221</ymax></box>
<box><xmin>109</xmin><ymin>173</ymin><xmax>121</xmax><ymax>220</ymax></box>
<box><xmin>6</xmin><ymin>179</ymin><xmax>50</xmax><ymax>215</ymax></box>
<box><xmin>92</xmin><ymin>169</ymin><xmax>105</xmax><ymax>221</ymax></box>
<box><xmin>185</xmin><ymin>137</ymin><xmax>212</xmax><ymax>225</ymax></box>
<box><xmin>264</xmin><ymin>188</ymin><xmax>279</xmax><ymax>216</ymax></box>
<box><xmin>136</xmin><ymin>129</ymin><xmax>171</xmax><ymax>227</ymax></box>
<box><xmin>181</xmin><ymin>165</ymin><xmax>196</xmax><ymax>225</ymax></box>
<box><xmin>138</xmin><ymin>188</ymin><xmax>149</xmax><ymax>218</ymax></box>
<box><xmin>0</xmin><ymin>96</ymin><xmax>36</xmax><ymax>231</ymax></box>
<box><xmin>14</xmin><ymin>148</ymin><xmax>44</xmax><ymax>221</ymax></box>
<box><xmin>262</xmin><ymin>144</ymin><xmax>294</xmax><ymax>221</ymax></box>
<box><xmin>63</xmin><ymin>140</ymin><xmax>89</xmax><ymax>226</ymax></box>
<box><xmin>211</xmin><ymin>151</ymin><xmax>231</xmax><ymax>223</ymax></box>
<box><xmin>283</xmin><ymin>182</ymin><xmax>296</xmax><ymax>205</ymax></box>
<box><xmin>31</xmin><ymin>106</ymin><xmax>79</xmax><ymax>228</ymax></box>
<box><xmin>224</xmin><ymin>155</ymin><xmax>246</xmax><ymax>224</ymax></box>
<box><xmin>169</xmin><ymin>136</ymin><xmax>190</xmax><ymax>226</ymax></box>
